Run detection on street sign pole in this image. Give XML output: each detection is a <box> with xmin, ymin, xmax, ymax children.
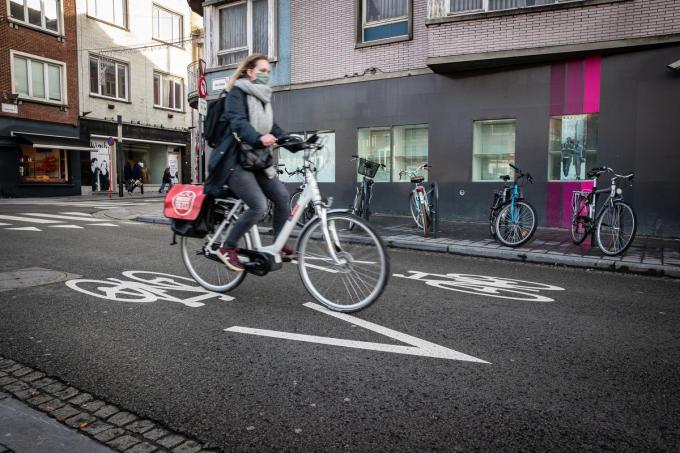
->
<box><xmin>117</xmin><ymin>115</ymin><xmax>124</xmax><ymax>197</ymax></box>
<box><xmin>197</xmin><ymin>74</ymin><xmax>208</xmax><ymax>183</ymax></box>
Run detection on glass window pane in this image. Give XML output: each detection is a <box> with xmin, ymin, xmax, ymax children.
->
<box><xmin>114</xmin><ymin>0</ymin><xmax>126</xmax><ymax>27</ymax></box>
<box><xmin>10</xmin><ymin>0</ymin><xmax>25</xmax><ymax>21</ymax></box>
<box><xmin>219</xmin><ymin>4</ymin><xmax>247</xmax><ymax>51</ymax></box>
<box><xmin>365</xmin><ymin>0</ymin><xmax>407</xmax><ymax>23</ymax></box>
<box><xmin>173</xmin><ymin>15</ymin><xmax>182</xmax><ymax>44</ymax></box>
<box><xmin>449</xmin><ymin>0</ymin><xmax>482</xmax><ymax>12</ymax></box>
<box><xmin>100</xmin><ymin>59</ymin><xmax>116</xmax><ymax>97</ymax></box>
<box><xmin>152</xmin><ymin>6</ymin><xmax>158</xmax><ymax>37</ymax></box>
<box><xmin>45</xmin><ymin>0</ymin><xmax>59</xmax><ymax>31</ymax></box>
<box><xmin>472</xmin><ymin>120</ymin><xmax>516</xmax><ymax>181</ymax></box>
<box><xmin>315</xmin><ymin>131</ymin><xmax>336</xmax><ymax>183</ymax></box>
<box><xmin>157</xmin><ymin>8</ymin><xmax>173</xmax><ymax>41</ymax></box>
<box><xmin>253</xmin><ymin>0</ymin><xmax>269</xmax><ymax>56</ymax></box>
<box><xmin>48</xmin><ymin>64</ymin><xmax>61</xmax><ymax>101</ymax></box>
<box><xmin>174</xmin><ymin>81</ymin><xmax>182</xmax><ymax>110</ymax></box>
<box><xmin>96</xmin><ymin>0</ymin><xmax>114</xmax><ymax>22</ymax></box>
<box><xmin>14</xmin><ymin>56</ymin><xmax>29</xmax><ymax>96</ymax></box>
<box><xmin>117</xmin><ymin>64</ymin><xmax>127</xmax><ymax>99</ymax></box>
<box><xmin>393</xmin><ymin>125</ymin><xmax>428</xmax><ymax>182</ymax></box>
<box><xmin>89</xmin><ymin>57</ymin><xmax>99</xmax><ymax>93</ymax></box>
<box><xmin>153</xmin><ymin>74</ymin><xmax>160</xmax><ymax>105</ymax></box>
<box><xmin>26</xmin><ymin>0</ymin><xmax>41</xmax><ymax>26</ymax></box>
<box><xmin>164</xmin><ymin>77</ymin><xmax>173</xmax><ymax>108</ymax></box>
<box><xmin>31</xmin><ymin>60</ymin><xmax>45</xmax><ymax>98</ymax></box>
<box><xmin>218</xmin><ymin>50</ymin><xmax>248</xmax><ymax>67</ymax></box>
<box><xmin>548</xmin><ymin>114</ymin><xmax>599</xmax><ymax>181</ymax></box>
<box><xmin>20</xmin><ymin>145</ymin><xmax>68</xmax><ymax>183</ymax></box>
<box><xmin>358</xmin><ymin>127</ymin><xmax>391</xmax><ymax>182</ymax></box>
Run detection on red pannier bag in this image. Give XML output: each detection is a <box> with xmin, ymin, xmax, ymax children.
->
<box><xmin>164</xmin><ymin>184</ymin><xmax>214</xmax><ymax>238</ymax></box>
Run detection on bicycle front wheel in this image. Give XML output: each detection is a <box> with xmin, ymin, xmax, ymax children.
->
<box><xmin>181</xmin><ymin>233</ymin><xmax>249</xmax><ymax>293</ymax></box>
<box><xmin>419</xmin><ymin>202</ymin><xmax>430</xmax><ymax>238</ymax></box>
<box><xmin>570</xmin><ymin>195</ymin><xmax>590</xmax><ymax>245</ymax></box>
<box><xmin>290</xmin><ymin>190</ymin><xmax>306</xmax><ymax>228</ymax></box>
<box><xmin>494</xmin><ymin>201</ymin><xmax>537</xmax><ymax>247</ymax></box>
<box><xmin>595</xmin><ymin>201</ymin><xmax>636</xmax><ymax>256</ymax></box>
<box><xmin>297</xmin><ymin>212</ymin><xmax>389</xmax><ymax>312</ymax></box>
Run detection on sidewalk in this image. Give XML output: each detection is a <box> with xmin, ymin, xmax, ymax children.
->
<box><xmin>100</xmin><ymin>201</ymin><xmax>680</xmax><ymax>278</ymax></box>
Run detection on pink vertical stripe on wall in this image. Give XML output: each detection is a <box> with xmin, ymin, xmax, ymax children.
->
<box><xmin>583</xmin><ymin>55</ymin><xmax>601</xmax><ymax>113</ymax></box>
<box><xmin>565</xmin><ymin>60</ymin><xmax>584</xmax><ymax>114</ymax></box>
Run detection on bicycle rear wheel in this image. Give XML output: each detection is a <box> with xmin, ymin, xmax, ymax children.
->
<box><xmin>297</xmin><ymin>212</ymin><xmax>389</xmax><ymax>312</ymax></box>
<box><xmin>494</xmin><ymin>201</ymin><xmax>537</xmax><ymax>247</ymax></box>
<box><xmin>570</xmin><ymin>195</ymin><xmax>590</xmax><ymax>245</ymax></box>
<box><xmin>349</xmin><ymin>188</ymin><xmax>363</xmax><ymax>231</ymax></box>
<box><xmin>181</xmin><ymin>230</ymin><xmax>249</xmax><ymax>293</ymax></box>
<box><xmin>419</xmin><ymin>202</ymin><xmax>429</xmax><ymax>238</ymax></box>
<box><xmin>409</xmin><ymin>192</ymin><xmax>423</xmax><ymax>229</ymax></box>
<box><xmin>595</xmin><ymin>201</ymin><xmax>636</xmax><ymax>256</ymax></box>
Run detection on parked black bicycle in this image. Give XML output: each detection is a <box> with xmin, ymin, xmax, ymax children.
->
<box><xmin>570</xmin><ymin>166</ymin><xmax>636</xmax><ymax>256</ymax></box>
<box><xmin>489</xmin><ymin>164</ymin><xmax>537</xmax><ymax>247</ymax></box>
<box><xmin>349</xmin><ymin>155</ymin><xmax>385</xmax><ymax>228</ymax></box>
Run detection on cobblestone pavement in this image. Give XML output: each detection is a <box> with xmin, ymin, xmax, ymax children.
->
<box><xmin>0</xmin><ymin>357</ymin><xmax>214</xmax><ymax>453</ymax></box>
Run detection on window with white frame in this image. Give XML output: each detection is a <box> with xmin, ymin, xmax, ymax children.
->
<box><xmin>9</xmin><ymin>0</ymin><xmax>61</xmax><ymax>33</ymax></box>
<box><xmin>87</xmin><ymin>0</ymin><xmax>127</xmax><ymax>28</ymax></box>
<box><xmin>154</xmin><ymin>73</ymin><xmax>184</xmax><ymax>111</ymax></box>
<box><xmin>448</xmin><ymin>0</ymin><xmax>564</xmax><ymax>14</ymax></box>
<box><xmin>89</xmin><ymin>55</ymin><xmax>128</xmax><ymax>101</ymax></box>
<box><xmin>217</xmin><ymin>0</ymin><xmax>275</xmax><ymax>67</ymax></box>
<box><xmin>152</xmin><ymin>4</ymin><xmax>183</xmax><ymax>46</ymax></box>
<box><xmin>472</xmin><ymin>119</ymin><xmax>516</xmax><ymax>181</ymax></box>
<box><xmin>12</xmin><ymin>53</ymin><xmax>65</xmax><ymax>103</ymax></box>
<box><xmin>357</xmin><ymin>125</ymin><xmax>429</xmax><ymax>182</ymax></box>
<box><xmin>361</xmin><ymin>0</ymin><xmax>410</xmax><ymax>43</ymax></box>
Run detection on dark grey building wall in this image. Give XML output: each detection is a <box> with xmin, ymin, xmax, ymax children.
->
<box><xmin>273</xmin><ymin>44</ymin><xmax>680</xmax><ymax>237</ymax></box>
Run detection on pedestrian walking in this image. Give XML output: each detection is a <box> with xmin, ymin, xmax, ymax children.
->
<box><xmin>124</xmin><ymin>161</ymin><xmax>134</xmax><ymax>194</ymax></box>
<box><xmin>159</xmin><ymin>167</ymin><xmax>173</xmax><ymax>193</ymax></box>
<box><xmin>130</xmin><ymin>161</ymin><xmax>145</xmax><ymax>194</ymax></box>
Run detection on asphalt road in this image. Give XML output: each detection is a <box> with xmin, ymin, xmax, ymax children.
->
<box><xmin>1</xmin><ymin>200</ymin><xmax>679</xmax><ymax>452</ymax></box>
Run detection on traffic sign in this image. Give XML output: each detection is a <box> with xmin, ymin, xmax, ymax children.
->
<box><xmin>198</xmin><ymin>98</ymin><xmax>207</xmax><ymax>116</ymax></box>
<box><xmin>106</xmin><ymin>136</ymin><xmax>115</xmax><ymax>146</ymax></box>
<box><xmin>198</xmin><ymin>76</ymin><xmax>208</xmax><ymax>98</ymax></box>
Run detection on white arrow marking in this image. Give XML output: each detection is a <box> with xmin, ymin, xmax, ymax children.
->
<box><xmin>225</xmin><ymin>302</ymin><xmax>489</xmax><ymax>363</ymax></box>
<box><xmin>21</xmin><ymin>213</ymin><xmax>110</xmax><ymax>222</ymax></box>
<box><xmin>5</xmin><ymin>227</ymin><xmax>42</xmax><ymax>231</ymax></box>
<box><xmin>0</xmin><ymin>215</ymin><xmax>61</xmax><ymax>224</ymax></box>
<box><xmin>49</xmin><ymin>225</ymin><xmax>84</xmax><ymax>229</ymax></box>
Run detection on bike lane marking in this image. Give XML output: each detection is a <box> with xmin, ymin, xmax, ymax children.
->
<box><xmin>226</xmin><ymin>302</ymin><xmax>489</xmax><ymax>363</ymax></box>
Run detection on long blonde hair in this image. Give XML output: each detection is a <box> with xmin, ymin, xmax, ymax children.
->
<box><xmin>227</xmin><ymin>54</ymin><xmax>268</xmax><ymax>91</ymax></box>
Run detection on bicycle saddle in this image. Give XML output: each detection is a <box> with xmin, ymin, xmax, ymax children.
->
<box><xmin>500</xmin><ymin>175</ymin><xmax>511</xmax><ymax>181</ymax></box>
<box><xmin>410</xmin><ymin>176</ymin><xmax>425</xmax><ymax>183</ymax></box>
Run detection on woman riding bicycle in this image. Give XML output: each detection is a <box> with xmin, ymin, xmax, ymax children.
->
<box><xmin>204</xmin><ymin>54</ymin><xmax>294</xmax><ymax>272</ymax></box>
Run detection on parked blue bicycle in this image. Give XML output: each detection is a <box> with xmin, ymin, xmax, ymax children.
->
<box><xmin>489</xmin><ymin>164</ymin><xmax>537</xmax><ymax>247</ymax></box>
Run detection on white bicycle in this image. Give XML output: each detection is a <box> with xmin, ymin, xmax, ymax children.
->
<box><xmin>180</xmin><ymin>135</ymin><xmax>390</xmax><ymax>312</ymax></box>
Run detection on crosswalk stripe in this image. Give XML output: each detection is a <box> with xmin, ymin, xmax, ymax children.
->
<box><xmin>60</xmin><ymin>212</ymin><xmax>93</xmax><ymax>216</ymax></box>
<box><xmin>89</xmin><ymin>223</ymin><xmax>118</xmax><ymax>227</ymax></box>
<box><xmin>0</xmin><ymin>214</ymin><xmax>61</xmax><ymax>224</ymax></box>
<box><xmin>21</xmin><ymin>213</ymin><xmax>110</xmax><ymax>222</ymax></box>
<box><xmin>5</xmin><ymin>227</ymin><xmax>42</xmax><ymax>231</ymax></box>
<box><xmin>0</xmin><ymin>223</ymin><xmax>10</xmax><ymax>226</ymax></box>
<box><xmin>49</xmin><ymin>225</ymin><xmax>84</xmax><ymax>229</ymax></box>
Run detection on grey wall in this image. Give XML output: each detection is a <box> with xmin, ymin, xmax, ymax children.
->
<box><xmin>273</xmin><ymin>44</ymin><xmax>680</xmax><ymax>237</ymax></box>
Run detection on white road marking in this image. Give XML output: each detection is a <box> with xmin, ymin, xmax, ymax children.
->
<box><xmin>0</xmin><ymin>215</ymin><xmax>61</xmax><ymax>224</ymax></box>
<box><xmin>5</xmin><ymin>227</ymin><xmax>42</xmax><ymax>231</ymax></box>
<box><xmin>49</xmin><ymin>225</ymin><xmax>84</xmax><ymax>229</ymax></box>
<box><xmin>88</xmin><ymin>223</ymin><xmax>118</xmax><ymax>227</ymax></box>
<box><xmin>60</xmin><ymin>212</ymin><xmax>93</xmax><ymax>216</ymax></box>
<box><xmin>0</xmin><ymin>223</ymin><xmax>10</xmax><ymax>226</ymax></box>
<box><xmin>225</xmin><ymin>302</ymin><xmax>489</xmax><ymax>363</ymax></box>
<box><xmin>21</xmin><ymin>213</ymin><xmax>110</xmax><ymax>222</ymax></box>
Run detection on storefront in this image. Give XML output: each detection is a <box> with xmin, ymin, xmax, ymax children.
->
<box><xmin>273</xmin><ymin>45</ymin><xmax>680</xmax><ymax>237</ymax></box>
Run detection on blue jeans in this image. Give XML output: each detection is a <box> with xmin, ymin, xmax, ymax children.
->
<box><xmin>159</xmin><ymin>180</ymin><xmax>173</xmax><ymax>192</ymax></box>
<box><xmin>224</xmin><ymin>165</ymin><xmax>289</xmax><ymax>248</ymax></box>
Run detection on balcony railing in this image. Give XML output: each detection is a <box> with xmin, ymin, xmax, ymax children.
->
<box><xmin>187</xmin><ymin>60</ymin><xmax>202</xmax><ymax>109</ymax></box>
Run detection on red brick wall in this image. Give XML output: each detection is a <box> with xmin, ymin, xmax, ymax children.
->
<box><xmin>427</xmin><ymin>0</ymin><xmax>680</xmax><ymax>59</ymax></box>
<box><xmin>0</xmin><ymin>0</ymin><xmax>79</xmax><ymax>125</ymax></box>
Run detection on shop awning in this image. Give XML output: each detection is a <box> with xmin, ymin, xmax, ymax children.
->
<box><xmin>13</xmin><ymin>132</ymin><xmax>95</xmax><ymax>151</ymax></box>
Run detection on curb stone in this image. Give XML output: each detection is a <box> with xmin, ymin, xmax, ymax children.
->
<box><xmin>0</xmin><ymin>355</ymin><xmax>208</xmax><ymax>453</ymax></box>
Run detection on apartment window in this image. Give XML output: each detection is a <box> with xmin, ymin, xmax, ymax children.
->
<box><xmin>154</xmin><ymin>73</ymin><xmax>184</xmax><ymax>111</ymax></box>
<box><xmin>449</xmin><ymin>0</ymin><xmax>563</xmax><ymax>14</ymax></box>
<box><xmin>358</xmin><ymin>125</ymin><xmax>428</xmax><ymax>182</ymax></box>
<box><xmin>9</xmin><ymin>0</ymin><xmax>61</xmax><ymax>33</ymax></box>
<box><xmin>89</xmin><ymin>55</ymin><xmax>128</xmax><ymax>101</ymax></box>
<box><xmin>217</xmin><ymin>0</ymin><xmax>275</xmax><ymax>67</ymax></box>
<box><xmin>87</xmin><ymin>0</ymin><xmax>127</xmax><ymax>28</ymax></box>
<box><xmin>360</xmin><ymin>0</ymin><xmax>410</xmax><ymax>43</ymax></box>
<box><xmin>472</xmin><ymin>119</ymin><xmax>516</xmax><ymax>181</ymax></box>
<box><xmin>548</xmin><ymin>114</ymin><xmax>599</xmax><ymax>181</ymax></box>
<box><xmin>153</xmin><ymin>4</ymin><xmax>183</xmax><ymax>46</ymax></box>
<box><xmin>278</xmin><ymin>131</ymin><xmax>336</xmax><ymax>183</ymax></box>
<box><xmin>12</xmin><ymin>53</ymin><xmax>65</xmax><ymax>103</ymax></box>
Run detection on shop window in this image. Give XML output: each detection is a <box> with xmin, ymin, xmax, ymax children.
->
<box><xmin>153</xmin><ymin>73</ymin><xmax>184</xmax><ymax>111</ymax></box>
<box><xmin>12</xmin><ymin>52</ymin><xmax>65</xmax><ymax>104</ymax></box>
<box><xmin>87</xmin><ymin>0</ymin><xmax>127</xmax><ymax>28</ymax></box>
<box><xmin>217</xmin><ymin>0</ymin><xmax>275</xmax><ymax>67</ymax></box>
<box><xmin>152</xmin><ymin>4</ymin><xmax>183</xmax><ymax>46</ymax></box>
<box><xmin>358</xmin><ymin>125</ymin><xmax>429</xmax><ymax>182</ymax></box>
<box><xmin>448</xmin><ymin>0</ymin><xmax>567</xmax><ymax>15</ymax></box>
<box><xmin>548</xmin><ymin>114</ymin><xmax>599</xmax><ymax>181</ymax></box>
<box><xmin>9</xmin><ymin>0</ymin><xmax>61</xmax><ymax>34</ymax></box>
<box><xmin>19</xmin><ymin>145</ymin><xmax>68</xmax><ymax>184</ymax></box>
<box><xmin>89</xmin><ymin>55</ymin><xmax>128</xmax><ymax>101</ymax></box>
<box><xmin>360</xmin><ymin>0</ymin><xmax>410</xmax><ymax>43</ymax></box>
<box><xmin>278</xmin><ymin>131</ymin><xmax>336</xmax><ymax>183</ymax></box>
<box><xmin>472</xmin><ymin>119</ymin><xmax>516</xmax><ymax>181</ymax></box>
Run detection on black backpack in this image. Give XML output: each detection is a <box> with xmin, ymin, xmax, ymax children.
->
<box><xmin>204</xmin><ymin>91</ymin><xmax>229</xmax><ymax>148</ymax></box>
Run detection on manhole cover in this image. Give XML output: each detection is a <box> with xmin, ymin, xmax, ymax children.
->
<box><xmin>0</xmin><ymin>267</ymin><xmax>81</xmax><ymax>292</ymax></box>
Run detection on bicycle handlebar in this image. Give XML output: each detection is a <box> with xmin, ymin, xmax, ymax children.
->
<box><xmin>587</xmin><ymin>166</ymin><xmax>634</xmax><ymax>181</ymax></box>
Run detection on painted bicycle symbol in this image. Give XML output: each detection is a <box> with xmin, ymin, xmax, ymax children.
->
<box><xmin>65</xmin><ymin>271</ymin><xmax>233</xmax><ymax>308</ymax></box>
<box><xmin>393</xmin><ymin>271</ymin><xmax>564</xmax><ymax>302</ymax></box>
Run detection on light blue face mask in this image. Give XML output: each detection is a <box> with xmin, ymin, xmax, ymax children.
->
<box><xmin>254</xmin><ymin>72</ymin><xmax>270</xmax><ymax>85</ymax></box>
